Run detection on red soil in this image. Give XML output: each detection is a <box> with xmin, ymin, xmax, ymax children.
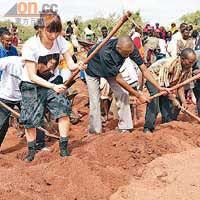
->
<box><xmin>1</xmin><ymin>79</ymin><xmax>200</xmax><ymax>200</ymax></box>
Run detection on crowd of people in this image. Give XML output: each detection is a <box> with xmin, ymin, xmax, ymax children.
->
<box><xmin>0</xmin><ymin>11</ymin><xmax>200</xmax><ymax>163</ymax></box>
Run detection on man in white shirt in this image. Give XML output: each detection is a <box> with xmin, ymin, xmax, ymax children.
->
<box><xmin>84</xmin><ymin>24</ymin><xmax>95</xmax><ymax>42</ymax></box>
<box><xmin>97</xmin><ymin>26</ymin><xmax>108</xmax><ymax>43</ymax></box>
<box><xmin>167</xmin><ymin>23</ymin><xmax>188</xmax><ymax>57</ymax></box>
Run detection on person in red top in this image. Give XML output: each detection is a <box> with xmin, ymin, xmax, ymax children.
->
<box><xmin>130</xmin><ymin>25</ymin><xmax>144</xmax><ymax>59</ymax></box>
<box><xmin>159</xmin><ymin>26</ymin><xmax>166</xmax><ymax>40</ymax></box>
<box><xmin>143</xmin><ymin>24</ymin><xmax>150</xmax><ymax>36</ymax></box>
<box><xmin>155</xmin><ymin>23</ymin><xmax>160</xmax><ymax>33</ymax></box>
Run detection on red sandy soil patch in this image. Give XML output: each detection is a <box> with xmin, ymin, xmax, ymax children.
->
<box><xmin>110</xmin><ymin>148</ymin><xmax>200</xmax><ymax>200</ymax></box>
<box><xmin>1</xmin><ymin>79</ymin><xmax>200</xmax><ymax>200</ymax></box>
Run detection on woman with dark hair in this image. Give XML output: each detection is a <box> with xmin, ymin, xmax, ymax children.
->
<box><xmin>21</xmin><ymin>12</ymin><xmax>86</xmax><ymax>162</ymax></box>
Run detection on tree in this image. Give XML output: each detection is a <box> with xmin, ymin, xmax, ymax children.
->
<box><xmin>0</xmin><ymin>20</ymin><xmax>35</xmax><ymax>42</ymax></box>
<box><xmin>73</xmin><ymin>11</ymin><xmax>143</xmax><ymax>41</ymax></box>
<box><xmin>180</xmin><ymin>10</ymin><xmax>200</xmax><ymax>31</ymax></box>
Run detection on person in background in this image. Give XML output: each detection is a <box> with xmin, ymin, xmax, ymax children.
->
<box><xmin>97</xmin><ymin>26</ymin><xmax>112</xmax><ymax>121</ymax></box>
<box><xmin>143</xmin><ymin>30</ymin><xmax>159</xmax><ymax>66</ymax></box>
<box><xmin>12</xmin><ymin>33</ymin><xmax>19</xmax><ymax>47</ymax></box>
<box><xmin>72</xmin><ymin>19</ymin><xmax>80</xmax><ymax>39</ymax></box>
<box><xmin>66</xmin><ymin>21</ymin><xmax>73</xmax><ymax>40</ymax></box>
<box><xmin>170</xmin><ymin>22</ymin><xmax>178</xmax><ymax>35</ymax></box>
<box><xmin>81</xmin><ymin>24</ymin><xmax>96</xmax><ymax>82</ymax></box>
<box><xmin>159</xmin><ymin>26</ymin><xmax>166</xmax><ymax>40</ymax></box>
<box><xmin>176</xmin><ymin>27</ymin><xmax>196</xmax><ymax>105</ymax></box>
<box><xmin>155</xmin><ymin>23</ymin><xmax>160</xmax><ymax>34</ymax></box>
<box><xmin>97</xmin><ymin>26</ymin><xmax>108</xmax><ymax>43</ymax></box>
<box><xmin>167</xmin><ymin>23</ymin><xmax>188</xmax><ymax>57</ymax></box>
<box><xmin>0</xmin><ymin>31</ymin><xmax>18</xmax><ymax>80</ymax></box>
<box><xmin>71</xmin><ymin>18</ymin><xmax>81</xmax><ymax>53</ymax></box>
<box><xmin>195</xmin><ymin>31</ymin><xmax>200</xmax><ymax>51</ymax></box>
<box><xmin>156</xmin><ymin>32</ymin><xmax>167</xmax><ymax>60</ymax></box>
<box><xmin>119</xmin><ymin>57</ymin><xmax>141</xmax><ymax>125</ymax></box>
<box><xmin>191</xmin><ymin>30</ymin><xmax>199</xmax><ymax>48</ymax></box>
<box><xmin>176</xmin><ymin>26</ymin><xmax>194</xmax><ymax>55</ymax></box>
<box><xmin>130</xmin><ymin>24</ymin><xmax>144</xmax><ymax>59</ymax></box>
<box><xmin>188</xmin><ymin>24</ymin><xmax>193</xmax><ymax>36</ymax></box>
<box><xmin>143</xmin><ymin>24</ymin><xmax>151</xmax><ymax>36</ymax></box>
<box><xmin>130</xmin><ymin>24</ymin><xmax>145</xmax><ymax>91</ymax></box>
<box><xmin>84</xmin><ymin>24</ymin><xmax>95</xmax><ymax>42</ymax></box>
<box><xmin>165</xmin><ymin>31</ymin><xmax>172</xmax><ymax>44</ymax></box>
<box><xmin>0</xmin><ymin>31</ymin><xmax>18</xmax><ymax>57</ymax></box>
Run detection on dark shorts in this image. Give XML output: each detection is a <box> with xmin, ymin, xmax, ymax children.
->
<box><xmin>19</xmin><ymin>82</ymin><xmax>71</xmax><ymax>129</ymax></box>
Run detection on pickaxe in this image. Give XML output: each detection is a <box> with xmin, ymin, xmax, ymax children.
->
<box><xmin>63</xmin><ymin>11</ymin><xmax>132</xmax><ymax>87</ymax></box>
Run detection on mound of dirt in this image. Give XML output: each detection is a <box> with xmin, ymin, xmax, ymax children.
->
<box><xmin>110</xmin><ymin>148</ymin><xmax>200</xmax><ymax>200</ymax></box>
<box><xmin>1</xmin><ymin>79</ymin><xmax>200</xmax><ymax>200</ymax></box>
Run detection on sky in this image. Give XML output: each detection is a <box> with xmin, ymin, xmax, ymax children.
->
<box><xmin>0</xmin><ymin>0</ymin><xmax>199</xmax><ymax>26</ymax></box>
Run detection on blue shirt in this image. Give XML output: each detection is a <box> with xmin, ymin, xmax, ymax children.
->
<box><xmin>0</xmin><ymin>44</ymin><xmax>18</xmax><ymax>80</ymax></box>
<box><xmin>0</xmin><ymin>44</ymin><xmax>18</xmax><ymax>57</ymax></box>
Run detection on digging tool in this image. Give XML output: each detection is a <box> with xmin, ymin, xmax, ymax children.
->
<box><xmin>149</xmin><ymin>73</ymin><xmax>200</xmax><ymax>101</ymax></box>
<box><xmin>180</xmin><ymin>105</ymin><xmax>200</xmax><ymax>123</ymax></box>
<box><xmin>171</xmin><ymin>98</ymin><xmax>200</xmax><ymax>123</ymax></box>
<box><xmin>63</xmin><ymin>11</ymin><xmax>132</xmax><ymax>87</ymax></box>
<box><xmin>0</xmin><ymin>100</ymin><xmax>60</xmax><ymax>139</ymax></box>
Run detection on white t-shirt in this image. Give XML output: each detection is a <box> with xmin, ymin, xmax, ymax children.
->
<box><xmin>159</xmin><ymin>38</ymin><xmax>167</xmax><ymax>55</ymax></box>
<box><xmin>119</xmin><ymin>57</ymin><xmax>139</xmax><ymax>85</ymax></box>
<box><xmin>131</xmin><ymin>32</ymin><xmax>141</xmax><ymax>41</ymax></box>
<box><xmin>0</xmin><ymin>56</ymin><xmax>29</xmax><ymax>101</ymax></box>
<box><xmin>167</xmin><ymin>31</ymin><xmax>182</xmax><ymax>57</ymax></box>
<box><xmin>22</xmin><ymin>35</ymin><xmax>70</xmax><ymax>82</ymax></box>
<box><xmin>84</xmin><ymin>27</ymin><xmax>94</xmax><ymax>36</ymax></box>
